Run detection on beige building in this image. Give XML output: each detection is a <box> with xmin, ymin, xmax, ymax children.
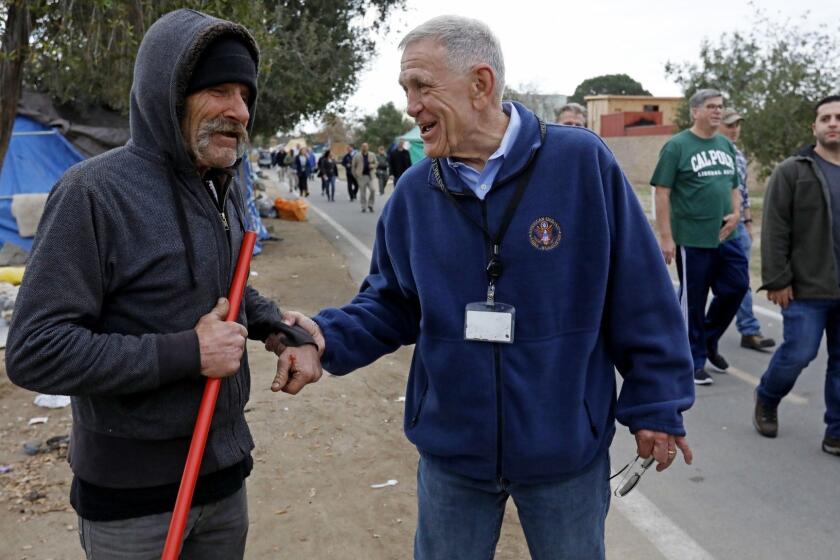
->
<box><xmin>584</xmin><ymin>95</ymin><xmax>683</xmax><ymax>135</ymax></box>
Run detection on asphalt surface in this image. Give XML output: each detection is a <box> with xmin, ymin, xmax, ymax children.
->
<box><xmin>279</xmin><ymin>171</ymin><xmax>838</xmax><ymax>560</ymax></box>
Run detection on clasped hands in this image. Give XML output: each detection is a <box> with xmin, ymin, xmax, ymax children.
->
<box><xmin>265</xmin><ymin>311</ymin><xmax>325</xmax><ymax>394</ymax></box>
<box><xmin>195</xmin><ymin>299</ymin><xmax>324</xmax><ymax>395</ymax></box>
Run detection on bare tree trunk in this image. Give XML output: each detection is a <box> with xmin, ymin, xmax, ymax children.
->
<box><xmin>0</xmin><ymin>0</ymin><xmax>32</xmax><ymax>176</ymax></box>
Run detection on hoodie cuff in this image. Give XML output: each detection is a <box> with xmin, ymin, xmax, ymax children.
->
<box><xmin>274</xmin><ymin>323</ymin><xmax>317</xmax><ymax>348</ymax></box>
<box><xmin>156</xmin><ymin>330</ymin><xmax>201</xmax><ymax>386</ymax></box>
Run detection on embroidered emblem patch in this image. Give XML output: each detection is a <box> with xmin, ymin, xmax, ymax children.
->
<box><xmin>528</xmin><ymin>217</ymin><xmax>562</xmax><ymax>250</ymax></box>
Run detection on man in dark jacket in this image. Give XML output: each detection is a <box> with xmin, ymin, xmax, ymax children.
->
<box><xmin>271</xmin><ymin>15</ymin><xmax>695</xmax><ymax>559</ymax></box>
<box><xmin>5</xmin><ymin>9</ymin><xmax>319</xmax><ymax>558</ymax></box>
<box><xmin>341</xmin><ymin>145</ymin><xmax>358</xmax><ymax>200</ymax></box>
<box><xmin>754</xmin><ymin>95</ymin><xmax>840</xmax><ymax>457</ymax></box>
<box><xmin>388</xmin><ymin>140</ymin><xmax>412</xmax><ymax>185</ymax></box>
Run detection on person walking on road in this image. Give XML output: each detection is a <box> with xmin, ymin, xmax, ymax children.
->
<box><xmin>376</xmin><ymin>145</ymin><xmax>390</xmax><ymax>195</ymax></box>
<box><xmin>352</xmin><ymin>142</ymin><xmax>378</xmax><ymax>213</ymax></box>
<box><xmin>4</xmin><ymin>9</ymin><xmax>320</xmax><ymax>558</ymax></box>
<box><xmin>651</xmin><ymin>88</ymin><xmax>749</xmax><ymax>386</ymax></box>
<box><xmin>295</xmin><ymin>146</ymin><xmax>312</xmax><ymax>197</ymax></box>
<box><xmin>716</xmin><ymin>109</ymin><xmax>776</xmax><ymax>351</ymax></box>
<box><xmin>271</xmin><ymin>15</ymin><xmax>695</xmax><ymax>559</ymax></box>
<box><xmin>388</xmin><ymin>140</ymin><xmax>412</xmax><ymax>186</ymax></box>
<box><xmin>342</xmin><ymin>145</ymin><xmax>358</xmax><ymax>201</ymax></box>
<box><xmin>318</xmin><ymin>149</ymin><xmax>338</xmax><ymax>202</ymax></box>
<box><xmin>754</xmin><ymin>95</ymin><xmax>840</xmax><ymax>457</ymax></box>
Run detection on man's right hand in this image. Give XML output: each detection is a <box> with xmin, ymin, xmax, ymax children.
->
<box><xmin>767</xmin><ymin>286</ymin><xmax>794</xmax><ymax>309</ymax></box>
<box><xmin>660</xmin><ymin>237</ymin><xmax>676</xmax><ymax>265</ymax></box>
<box><xmin>195</xmin><ymin>298</ymin><xmax>248</xmax><ymax>378</ymax></box>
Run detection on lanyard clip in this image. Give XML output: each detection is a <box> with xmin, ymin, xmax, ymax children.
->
<box><xmin>486</xmin><ymin>244</ymin><xmax>502</xmax><ymax>282</ymax></box>
<box><xmin>486</xmin><ymin>281</ymin><xmax>496</xmax><ymax>305</ymax></box>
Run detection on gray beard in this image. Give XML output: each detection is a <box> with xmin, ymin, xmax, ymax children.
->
<box><xmin>193</xmin><ymin>119</ymin><xmax>249</xmax><ymax>168</ymax></box>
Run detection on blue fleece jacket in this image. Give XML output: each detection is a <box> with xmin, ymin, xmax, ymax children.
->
<box><xmin>314</xmin><ymin>102</ymin><xmax>694</xmax><ymax>483</ymax></box>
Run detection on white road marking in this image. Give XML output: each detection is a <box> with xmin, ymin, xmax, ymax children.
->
<box><xmin>726</xmin><ymin>366</ymin><xmax>808</xmax><ymax>405</ymax></box>
<box><xmin>752</xmin><ymin>304</ymin><xmax>783</xmax><ymax>322</ymax></box>
<box><xmin>611</xmin><ymin>487</ymin><xmax>717</xmax><ymax>560</ymax></box>
<box><xmin>313</xmin><ymin>199</ymin><xmax>717</xmax><ymax>560</ymax></box>
<box><xmin>307</xmin><ymin>201</ymin><xmax>373</xmax><ymax>261</ymax></box>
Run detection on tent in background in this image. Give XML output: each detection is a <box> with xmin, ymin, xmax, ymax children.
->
<box><xmin>0</xmin><ymin>91</ymin><xmax>267</xmax><ymax>258</ymax></box>
<box><xmin>0</xmin><ymin>116</ymin><xmax>85</xmax><ymax>251</ymax></box>
<box><xmin>397</xmin><ymin>126</ymin><xmax>426</xmax><ymax>165</ymax></box>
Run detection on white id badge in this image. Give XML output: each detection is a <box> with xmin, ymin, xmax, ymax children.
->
<box><xmin>464</xmin><ymin>302</ymin><xmax>515</xmax><ymax>343</ymax></box>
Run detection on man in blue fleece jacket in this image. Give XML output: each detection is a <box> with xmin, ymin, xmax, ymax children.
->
<box><xmin>272</xmin><ymin>15</ymin><xmax>695</xmax><ymax>559</ymax></box>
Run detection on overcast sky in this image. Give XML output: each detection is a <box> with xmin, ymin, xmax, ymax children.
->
<box><xmin>343</xmin><ymin>0</ymin><xmax>839</xmax><ymax>118</ymax></box>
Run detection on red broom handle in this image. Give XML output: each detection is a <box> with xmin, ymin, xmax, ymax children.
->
<box><xmin>162</xmin><ymin>231</ymin><xmax>257</xmax><ymax>560</ymax></box>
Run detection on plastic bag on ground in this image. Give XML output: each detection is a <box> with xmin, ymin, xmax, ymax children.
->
<box><xmin>274</xmin><ymin>197</ymin><xmax>309</xmax><ymax>221</ymax></box>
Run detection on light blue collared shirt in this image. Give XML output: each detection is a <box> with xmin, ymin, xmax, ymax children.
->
<box><xmin>446</xmin><ymin>103</ymin><xmax>521</xmax><ymax>200</ymax></box>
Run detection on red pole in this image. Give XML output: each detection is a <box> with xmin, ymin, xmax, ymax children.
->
<box><xmin>162</xmin><ymin>231</ymin><xmax>257</xmax><ymax>560</ymax></box>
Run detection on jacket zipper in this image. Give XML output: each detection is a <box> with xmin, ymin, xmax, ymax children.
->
<box><xmin>481</xmin><ymin>200</ymin><xmax>504</xmax><ymax>480</ymax></box>
<box><xmin>219</xmin><ymin>183</ymin><xmax>231</xmax><ymax>233</ymax></box>
<box><xmin>410</xmin><ymin>380</ymin><xmax>429</xmax><ymax>427</ymax></box>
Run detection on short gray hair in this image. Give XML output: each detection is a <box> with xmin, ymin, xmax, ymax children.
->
<box><xmin>557</xmin><ymin>102</ymin><xmax>587</xmax><ymax>120</ymax></box>
<box><xmin>399</xmin><ymin>15</ymin><xmax>505</xmax><ymax>102</ymax></box>
<box><xmin>689</xmin><ymin>88</ymin><xmax>723</xmax><ymax>108</ymax></box>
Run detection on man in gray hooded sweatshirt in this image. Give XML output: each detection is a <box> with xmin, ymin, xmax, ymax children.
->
<box><xmin>5</xmin><ymin>9</ymin><xmax>320</xmax><ymax>559</ymax></box>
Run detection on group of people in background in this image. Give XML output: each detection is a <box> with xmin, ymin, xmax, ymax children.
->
<box><xmin>268</xmin><ymin>140</ymin><xmax>413</xmax><ymax>213</ymax></box>
<box><xmin>648</xmin><ymin>88</ymin><xmax>840</xmax><ymax>457</ymax></box>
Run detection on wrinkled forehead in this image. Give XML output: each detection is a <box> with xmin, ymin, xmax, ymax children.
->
<box><xmin>399</xmin><ymin>39</ymin><xmax>451</xmax><ymax>82</ymax></box>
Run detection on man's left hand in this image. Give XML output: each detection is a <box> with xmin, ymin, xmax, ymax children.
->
<box><xmin>634</xmin><ymin>429</ymin><xmax>693</xmax><ymax>472</ymax></box>
<box><xmin>719</xmin><ymin>213</ymin><xmax>739</xmax><ymax>241</ymax></box>
<box><xmin>270</xmin><ymin>345</ymin><xmax>322</xmax><ymax>395</ymax></box>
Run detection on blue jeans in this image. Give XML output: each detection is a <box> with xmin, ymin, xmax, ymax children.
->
<box><xmin>327</xmin><ymin>175</ymin><xmax>336</xmax><ymax>201</ymax></box>
<box><xmin>414</xmin><ymin>452</ymin><xmax>610</xmax><ymax>559</ymax></box>
<box><xmin>757</xmin><ymin>299</ymin><xmax>840</xmax><ymax>438</ymax></box>
<box><xmin>321</xmin><ymin>175</ymin><xmax>336</xmax><ymax>201</ymax></box>
<box><xmin>734</xmin><ymin>223</ymin><xmax>761</xmax><ymax>336</ymax></box>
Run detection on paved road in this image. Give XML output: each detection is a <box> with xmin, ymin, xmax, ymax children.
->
<box><xmin>279</xmin><ymin>171</ymin><xmax>838</xmax><ymax>560</ymax></box>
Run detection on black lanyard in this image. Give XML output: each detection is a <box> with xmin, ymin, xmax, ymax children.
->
<box><xmin>431</xmin><ymin>118</ymin><xmax>546</xmax><ymax>303</ymax></box>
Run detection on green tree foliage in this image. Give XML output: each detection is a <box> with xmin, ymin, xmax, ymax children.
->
<box><xmin>567</xmin><ymin>74</ymin><xmax>651</xmax><ymax>104</ymax></box>
<box><xmin>665</xmin><ymin>8</ymin><xmax>840</xmax><ymax>177</ymax></box>
<box><xmin>4</xmin><ymin>0</ymin><xmax>404</xmax><ymax>138</ymax></box>
<box><xmin>355</xmin><ymin>102</ymin><xmax>412</xmax><ymax>149</ymax></box>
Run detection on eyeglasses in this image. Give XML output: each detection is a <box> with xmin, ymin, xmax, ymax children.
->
<box><xmin>612</xmin><ymin>455</ymin><xmax>655</xmax><ymax>497</ymax></box>
<box><xmin>704</xmin><ymin>104</ymin><xmax>724</xmax><ymax>111</ymax></box>
<box><xmin>723</xmin><ymin>122</ymin><xmax>742</xmax><ymax>129</ymax></box>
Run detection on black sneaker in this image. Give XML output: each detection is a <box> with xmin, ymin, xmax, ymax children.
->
<box><xmin>822</xmin><ymin>435</ymin><xmax>840</xmax><ymax>456</ymax></box>
<box><xmin>368</xmin><ymin>206</ymin><xmax>374</xmax><ymax>212</ymax></box>
<box><xmin>753</xmin><ymin>396</ymin><xmax>778</xmax><ymax>438</ymax></box>
<box><xmin>706</xmin><ymin>350</ymin><xmax>729</xmax><ymax>372</ymax></box>
<box><xmin>694</xmin><ymin>368</ymin><xmax>714</xmax><ymax>385</ymax></box>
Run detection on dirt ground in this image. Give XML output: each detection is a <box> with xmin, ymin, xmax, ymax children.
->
<box><xmin>0</xmin><ymin>215</ymin><xmax>540</xmax><ymax>559</ymax></box>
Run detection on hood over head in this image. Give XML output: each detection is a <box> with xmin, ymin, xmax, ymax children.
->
<box><xmin>129</xmin><ymin>9</ymin><xmax>260</xmax><ymax>172</ymax></box>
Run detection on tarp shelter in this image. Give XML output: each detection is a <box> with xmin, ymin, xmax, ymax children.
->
<box><xmin>239</xmin><ymin>158</ymin><xmax>270</xmax><ymax>255</ymax></box>
<box><xmin>0</xmin><ymin>91</ymin><xmax>266</xmax><ymax>258</ymax></box>
<box><xmin>397</xmin><ymin>126</ymin><xmax>426</xmax><ymax>165</ymax></box>
<box><xmin>0</xmin><ymin>116</ymin><xmax>85</xmax><ymax>251</ymax></box>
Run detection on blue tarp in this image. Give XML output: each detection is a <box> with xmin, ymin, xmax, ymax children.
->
<box><xmin>239</xmin><ymin>158</ymin><xmax>269</xmax><ymax>256</ymax></box>
<box><xmin>0</xmin><ymin>116</ymin><xmax>84</xmax><ymax>250</ymax></box>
